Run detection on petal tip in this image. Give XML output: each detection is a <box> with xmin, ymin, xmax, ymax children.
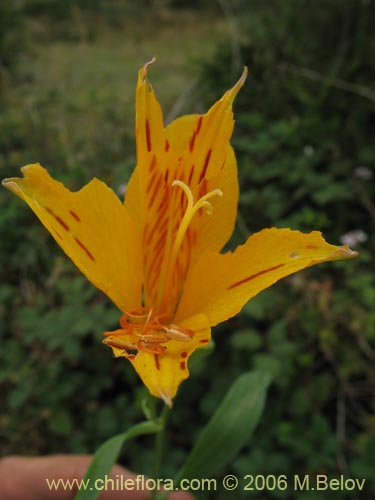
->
<box><xmin>2</xmin><ymin>177</ymin><xmax>20</xmax><ymax>193</ymax></box>
<box><xmin>336</xmin><ymin>246</ymin><xmax>359</xmax><ymax>260</ymax></box>
<box><xmin>158</xmin><ymin>389</ymin><xmax>173</xmax><ymax>408</ymax></box>
<box><xmin>231</xmin><ymin>66</ymin><xmax>248</xmax><ymax>95</ymax></box>
<box><xmin>222</xmin><ymin>66</ymin><xmax>248</xmax><ymax>105</ymax></box>
<box><xmin>2</xmin><ymin>177</ymin><xmax>11</xmax><ymax>187</ymax></box>
<box><xmin>239</xmin><ymin>65</ymin><xmax>248</xmax><ymax>85</ymax></box>
<box><xmin>139</xmin><ymin>56</ymin><xmax>157</xmax><ymax>82</ymax></box>
<box><xmin>144</xmin><ymin>55</ymin><xmax>157</xmax><ymax>70</ymax></box>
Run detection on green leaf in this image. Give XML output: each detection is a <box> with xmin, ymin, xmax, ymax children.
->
<box><xmin>176</xmin><ymin>370</ymin><xmax>271</xmax><ymax>481</ymax></box>
<box><xmin>74</xmin><ymin>420</ymin><xmax>161</xmax><ymax>500</ymax></box>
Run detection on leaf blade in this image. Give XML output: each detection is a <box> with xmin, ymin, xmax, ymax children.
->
<box><xmin>74</xmin><ymin>420</ymin><xmax>161</xmax><ymax>500</ymax></box>
<box><xmin>176</xmin><ymin>370</ymin><xmax>271</xmax><ymax>481</ymax></box>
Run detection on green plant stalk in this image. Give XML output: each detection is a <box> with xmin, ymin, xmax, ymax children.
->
<box><xmin>151</xmin><ymin>404</ymin><xmax>170</xmax><ymax>500</ymax></box>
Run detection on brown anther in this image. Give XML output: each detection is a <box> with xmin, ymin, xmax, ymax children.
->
<box><xmin>134</xmin><ymin>331</ymin><xmax>171</xmax><ymax>343</ymax></box>
<box><xmin>103</xmin><ymin>337</ymin><xmax>138</xmax><ymax>351</ymax></box>
<box><xmin>164</xmin><ymin>324</ymin><xmax>194</xmax><ymax>342</ymax></box>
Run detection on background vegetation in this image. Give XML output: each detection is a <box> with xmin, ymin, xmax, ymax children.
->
<box><xmin>1</xmin><ymin>1</ymin><xmax>374</xmax><ymax>498</ymax></box>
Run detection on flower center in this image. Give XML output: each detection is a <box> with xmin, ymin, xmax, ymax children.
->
<box><xmin>104</xmin><ymin>183</ymin><xmax>222</xmax><ymax>357</ymax></box>
<box><xmin>103</xmin><ymin>308</ymin><xmax>194</xmax><ymax>356</ymax></box>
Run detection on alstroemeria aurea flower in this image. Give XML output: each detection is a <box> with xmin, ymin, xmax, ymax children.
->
<box><xmin>2</xmin><ymin>60</ymin><xmax>357</xmax><ymax>406</ymax></box>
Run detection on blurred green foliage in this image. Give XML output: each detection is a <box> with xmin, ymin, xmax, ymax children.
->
<box><xmin>0</xmin><ymin>1</ymin><xmax>374</xmax><ymax>499</ymax></box>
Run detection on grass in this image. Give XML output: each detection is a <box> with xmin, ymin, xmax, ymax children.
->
<box><xmin>1</xmin><ymin>7</ymin><xmax>230</xmax><ymax>188</ymax></box>
<box><xmin>15</xmin><ymin>9</ymin><xmax>227</xmax><ymax>140</ymax></box>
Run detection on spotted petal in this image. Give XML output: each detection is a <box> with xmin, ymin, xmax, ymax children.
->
<box><xmin>104</xmin><ymin>314</ymin><xmax>211</xmax><ymax>405</ymax></box>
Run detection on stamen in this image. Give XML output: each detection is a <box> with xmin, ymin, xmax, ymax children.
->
<box><xmin>140</xmin><ymin>308</ymin><xmax>154</xmax><ymax>333</ymax></box>
<box><xmin>137</xmin><ymin>340</ymin><xmax>166</xmax><ymax>355</ymax></box>
<box><xmin>163</xmin><ymin>324</ymin><xmax>194</xmax><ymax>342</ymax></box>
<box><xmin>104</xmin><ymin>309</ymin><xmax>195</xmax><ymax>357</ymax></box>
<box><xmin>103</xmin><ymin>338</ymin><xmax>138</xmax><ymax>351</ymax></box>
<box><xmin>134</xmin><ymin>331</ymin><xmax>170</xmax><ymax>343</ymax></box>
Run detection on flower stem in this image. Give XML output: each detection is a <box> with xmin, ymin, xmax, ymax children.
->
<box><xmin>150</xmin><ymin>403</ymin><xmax>170</xmax><ymax>500</ymax></box>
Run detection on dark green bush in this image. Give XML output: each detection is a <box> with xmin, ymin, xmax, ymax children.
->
<box><xmin>195</xmin><ymin>1</ymin><xmax>374</xmax><ymax>497</ymax></box>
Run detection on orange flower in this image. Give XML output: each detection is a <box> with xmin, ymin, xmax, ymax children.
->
<box><xmin>2</xmin><ymin>60</ymin><xmax>357</xmax><ymax>405</ymax></box>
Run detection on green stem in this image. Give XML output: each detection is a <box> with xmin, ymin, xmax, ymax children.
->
<box><xmin>150</xmin><ymin>404</ymin><xmax>170</xmax><ymax>500</ymax></box>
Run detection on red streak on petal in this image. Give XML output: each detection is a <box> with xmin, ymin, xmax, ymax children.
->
<box><xmin>148</xmin><ymin>266</ymin><xmax>161</xmax><ymax>296</ymax></box>
<box><xmin>156</xmin><ymin>194</ymin><xmax>169</xmax><ymax>216</ymax></box>
<box><xmin>180</xmin><ymin>192</ymin><xmax>187</xmax><ymax>210</ymax></box>
<box><xmin>53</xmin><ymin>229</ymin><xmax>63</xmax><ymax>240</ymax></box>
<box><xmin>200</xmin><ymin>339</ymin><xmax>209</xmax><ymax>344</ymax></box>
<box><xmin>164</xmin><ymin>168</ymin><xmax>169</xmax><ymax>184</ymax></box>
<box><xmin>46</xmin><ymin>207</ymin><xmax>70</xmax><ymax>231</ymax></box>
<box><xmin>188</xmin><ymin>165</ymin><xmax>195</xmax><ymax>185</ymax></box>
<box><xmin>127</xmin><ymin>354</ymin><xmax>136</xmax><ymax>360</ymax></box>
<box><xmin>149</xmin><ymin>155</ymin><xmax>157</xmax><ymax>173</ymax></box>
<box><xmin>189</xmin><ymin>132</ymin><xmax>196</xmax><ymax>152</ymax></box>
<box><xmin>154</xmin><ymin>354</ymin><xmax>160</xmax><ymax>371</ymax></box>
<box><xmin>74</xmin><ymin>237</ymin><xmax>95</xmax><ymax>262</ymax></box>
<box><xmin>145</xmin><ymin>119</ymin><xmax>152</xmax><ymax>152</ymax></box>
<box><xmin>165</xmin><ymin>139</ymin><xmax>170</xmax><ymax>152</ymax></box>
<box><xmin>148</xmin><ymin>174</ymin><xmax>163</xmax><ymax>209</ymax></box>
<box><xmin>172</xmin><ymin>216</ymin><xmax>180</xmax><ymax>236</ymax></box>
<box><xmin>180</xmin><ymin>361</ymin><xmax>186</xmax><ymax>370</ymax></box>
<box><xmin>146</xmin><ymin>170</ymin><xmax>157</xmax><ymax>194</ymax></box>
<box><xmin>198</xmin><ymin>179</ymin><xmax>207</xmax><ymax>198</ymax></box>
<box><xmin>153</xmin><ymin>227</ymin><xmax>168</xmax><ymax>256</ymax></box>
<box><xmin>69</xmin><ymin>210</ymin><xmax>81</xmax><ymax>222</ymax></box>
<box><xmin>145</xmin><ymin>223</ymin><xmax>158</xmax><ymax>246</ymax></box>
<box><xmin>306</xmin><ymin>245</ymin><xmax>318</xmax><ymax>249</ymax></box>
<box><xmin>198</xmin><ymin>149</ymin><xmax>212</xmax><ymax>183</ymax></box>
<box><xmin>227</xmin><ymin>264</ymin><xmax>285</xmax><ymax>290</ymax></box>
<box><xmin>55</xmin><ymin>215</ymin><xmax>69</xmax><ymax>231</ymax></box>
<box><xmin>148</xmin><ymin>252</ymin><xmax>164</xmax><ymax>290</ymax></box>
<box><xmin>196</xmin><ymin>116</ymin><xmax>203</xmax><ymax>134</ymax></box>
<box><xmin>148</xmin><ymin>230</ymin><xmax>165</xmax><ymax>268</ymax></box>
<box><xmin>181</xmin><ymin>352</ymin><xmax>188</xmax><ymax>359</ymax></box>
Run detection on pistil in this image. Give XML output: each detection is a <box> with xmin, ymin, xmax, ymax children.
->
<box><xmin>159</xmin><ymin>180</ymin><xmax>222</xmax><ymax>312</ymax></box>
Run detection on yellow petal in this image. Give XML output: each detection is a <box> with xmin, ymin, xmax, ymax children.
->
<box><xmin>2</xmin><ymin>163</ymin><xmax>142</xmax><ymax>312</ymax></box>
<box><xmin>165</xmin><ymin>114</ymin><xmax>200</xmax><ymax>152</ymax></box>
<box><xmin>125</xmin><ymin>64</ymin><xmax>245</xmax><ymax>314</ymax></box>
<box><xmin>167</xmin><ymin>67</ymin><xmax>247</xmax><ymax>181</ymax></box>
<box><xmin>135</xmin><ymin>57</ymin><xmax>168</xmax><ymax>169</ymax></box>
<box><xmin>104</xmin><ymin>314</ymin><xmax>211</xmax><ymax>406</ymax></box>
<box><xmin>190</xmin><ymin>145</ymin><xmax>239</xmax><ymax>258</ymax></box>
<box><xmin>126</xmin><ymin>59</ymin><xmax>179</xmax><ymax>309</ymax></box>
<box><xmin>176</xmin><ymin>228</ymin><xmax>358</xmax><ymax>326</ymax></box>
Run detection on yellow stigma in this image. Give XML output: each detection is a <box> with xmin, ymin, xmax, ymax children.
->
<box><xmin>170</xmin><ymin>180</ymin><xmax>222</xmax><ymax>267</ymax></box>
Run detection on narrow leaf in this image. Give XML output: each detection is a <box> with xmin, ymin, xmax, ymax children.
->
<box><xmin>75</xmin><ymin>420</ymin><xmax>161</xmax><ymax>500</ymax></box>
<box><xmin>176</xmin><ymin>370</ymin><xmax>271</xmax><ymax>481</ymax></box>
